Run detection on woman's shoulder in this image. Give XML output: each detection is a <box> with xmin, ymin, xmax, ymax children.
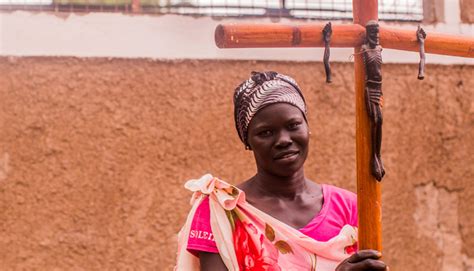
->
<box><xmin>322</xmin><ymin>184</ymin><xmax>357</xmax><ymax>209</ymax></box>
<box><xmin>323</xmin><ymin>184</ymin><xmax>356</xmax><ymax>199</ymax></box>
<box><xmin>235</xmin><ymin>177</ymin><xmax>256</xmax><ymax>199</ymax></box>
<box><xmin>321</xmin><ymin>184</ymin><xmax>358</xmax><ymax>226</ymax></box>
<box><xmin>235</xmin><ymin>176</ymin><xmax>253</xmax><ymax>190</ymax></box>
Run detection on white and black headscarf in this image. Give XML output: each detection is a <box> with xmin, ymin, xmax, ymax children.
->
<box><xmin>233</xmin><ymin>71</ymin><xmax>307</xmax><ymax>147</ymax></box>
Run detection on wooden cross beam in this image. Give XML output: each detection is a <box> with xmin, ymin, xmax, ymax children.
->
<box><xmin>214</xmin><ymin>0</ymin><xmax>474</xmax><ymax>252</ymax></box>
<box><xmin>215</xmin><ymin>24</ymin><xmax>474</xmax><ymax>58</ymax></box>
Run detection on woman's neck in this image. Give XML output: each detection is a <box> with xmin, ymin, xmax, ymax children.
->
<box><xmin>251</xmin><ymin>168</ymin><xmax>308</xmax><ymax>200</ymax></box>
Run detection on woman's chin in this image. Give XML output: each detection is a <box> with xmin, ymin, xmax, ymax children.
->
<box><xmin>270</xmin><ymin>163</ymin><xmax>305</xmax><ymax>178</ymax></box>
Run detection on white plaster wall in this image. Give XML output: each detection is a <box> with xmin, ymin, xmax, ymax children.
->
<box><xmin>0</xmin><ymin>10</ymin><xmax>473</xmax><ymax>64</ymax></box>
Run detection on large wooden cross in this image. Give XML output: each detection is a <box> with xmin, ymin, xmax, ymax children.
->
<box><xmin>214</xmin><ymin>0</ymin><xmax>474</xmax><ymax>252</ymax></box>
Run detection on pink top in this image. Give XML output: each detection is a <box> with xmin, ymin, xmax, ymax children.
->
<box><xmin>187</xmin><ymin>184</ymin><xmax>358</xmax><ymax>255</ymax></box>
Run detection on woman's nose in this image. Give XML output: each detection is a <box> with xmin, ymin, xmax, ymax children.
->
<box><xmin>275</xmin><ymin>131</ymin><xmax>292</xmax><ymax>148</ymax></box>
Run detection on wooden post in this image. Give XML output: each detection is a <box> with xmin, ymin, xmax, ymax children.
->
<box><xmin>215</xmin><ymin>24</ymin><xmax>474</xmax><ymax>57</ymax></box>
<box><xmin>353</xmin><ymin>0</ymin><xmax>383</xmax><ymax>251</ymax></box>
<box><xmin>215</xmin><ymin>24</ymin><xmax>365</xmax><ymax>48</ymax></box>
<box><xmin>379</xmin><ymin>26</ymin><xmax>474</xmax><ymax>57</ymax></box>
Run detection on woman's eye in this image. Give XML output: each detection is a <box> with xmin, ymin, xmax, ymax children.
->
<box><xmin>258</xmin><ymin>130</ymin><xmax>272</xmax><ymax>137</ymax></box>
<box><xmin>288</xmin><ymin>122</ymin><xmax>301</xmax><ymax>130</ymax></box>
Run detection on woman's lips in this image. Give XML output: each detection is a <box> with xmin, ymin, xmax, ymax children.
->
<box><xmin>274</xmin><ymin>152</ymin><xmax>299</xmax><ymax>161</ymax></box>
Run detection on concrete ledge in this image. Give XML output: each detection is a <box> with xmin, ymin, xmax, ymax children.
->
<box><xmin>1</xmin><ymin>11</ymin><xmax>473</xmax><ymax>64</ymax></box>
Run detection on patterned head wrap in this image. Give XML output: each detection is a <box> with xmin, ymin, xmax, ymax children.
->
<box><xmin>233</xmin><ymin>71</ymin><xmax>307</xmax><ymax>146</ymax></box>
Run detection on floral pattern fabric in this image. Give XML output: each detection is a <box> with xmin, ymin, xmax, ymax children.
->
<box><xmin>176</xmin><ymin>174</ymin><xmax>358</xmax><ymax>271</ymax></box>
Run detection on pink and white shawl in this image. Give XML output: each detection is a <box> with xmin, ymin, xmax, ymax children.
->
<box><xmin>176</xmin><ymin>174</ymin><xmax>357</xmax><ymax>271</ymax></box>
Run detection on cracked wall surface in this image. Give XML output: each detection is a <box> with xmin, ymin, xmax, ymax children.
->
<box><xmin>0</xmin><ymin>57</ymin><xmax>472</xmax><ymax>270</ymax></box>
<box><xmin>460</xmin><ymin>0</ymin><xmax>474</xmax><ymax>23</ymax></box>
<box><xmin>414</xmin><ymin>182</ymin><xmax>473</xmax><ymax>270</ymax></box>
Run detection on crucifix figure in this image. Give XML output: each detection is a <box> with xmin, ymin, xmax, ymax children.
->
<box><xmin>323</xmin><ymin>22</ymin><xmax>332</xmax><ymax>83</ymax></box>
<box><xmin>416</xmin><ymin>25</ymin><xmax>427</xmax><ymax>80</ymax></box>
<box><xmin>361</xmin><ymin>21</ymin><xmax>384</xmax><ymax>181</ymax></box>
<box><xmin>214</xmin><ymin>0</ymin><xmax>474</xmax><ymax>253</ymax></box>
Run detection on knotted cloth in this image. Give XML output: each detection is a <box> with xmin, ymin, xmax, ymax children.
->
<box><xmin>175</xmin><ymin>174</ymin><xmax>358</xmax><ymax>271</ymax></box>
<box><xmin>233</xmin><ymin>71</ymin><xmax>307</xmax><ymax>146</ymax></box>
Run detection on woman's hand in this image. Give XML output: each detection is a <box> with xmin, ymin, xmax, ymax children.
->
<box><xmin>336</xmin><ymin>250</ymin><xmax>388</xmax><ymax>271</ymax></box>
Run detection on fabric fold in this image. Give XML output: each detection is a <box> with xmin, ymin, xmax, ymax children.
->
<box><xmin>176</xmin><ymin>174</ymin><xmax>357</xmax><ymax>271</ymax></box>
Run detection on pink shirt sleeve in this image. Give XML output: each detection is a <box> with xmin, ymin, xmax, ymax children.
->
<box><xmin>299</xmin><ymin>184</ymin><xmax>358</xmax><ymax>244</ymax></box>
<box><xmin>186</xmin><ymin>197</ymin><xmax>219</xmax><ymax>255</ymax></box>
<box><xmin>318</xmin><ymin>184</ymin><xmax>358</xmax><ymax>252</ymax></box>
<box><xmin>325</xmin><ymin>184</ymin><xmax>358</xmax><ymax>228</ymax></box>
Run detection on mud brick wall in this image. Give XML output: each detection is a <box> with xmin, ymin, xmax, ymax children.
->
<box><xmin>0</xmin><ymin>57</ymin><xmax>472</xmax><ymax>270</ymax></box>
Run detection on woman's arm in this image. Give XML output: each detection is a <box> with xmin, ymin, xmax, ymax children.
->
<box><xmin>199</xmin><ymin>252</ymin><xmax>228</xmax><ymax>271</ymax></box>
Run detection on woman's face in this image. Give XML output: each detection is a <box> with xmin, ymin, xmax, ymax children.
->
<box><xmin>247</xmin><ymin>103</ymin><xmax>309</xmax><ymax>177</ymax></box>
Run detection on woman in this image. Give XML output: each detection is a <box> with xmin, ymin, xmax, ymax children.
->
<box><xmin>176</xmin><ymin>71</ymin><xmax>387</xmax><ymax>271</ymax></box>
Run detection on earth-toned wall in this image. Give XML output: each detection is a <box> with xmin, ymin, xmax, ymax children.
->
<box><xmin>0</xmin><ymin>57</ymin><xmax>472</xmax><ymax>270</ymax></box>
<box><xmin>461</xmin><ymin>0</ymin><xmax>474</xmax><ymax>23</ymax></box>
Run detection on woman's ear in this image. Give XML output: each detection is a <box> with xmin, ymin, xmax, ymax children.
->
<box><xmin>245</xmin><ymin>144</ymin><xmax>252</xmax><ymax>151</ymax></box>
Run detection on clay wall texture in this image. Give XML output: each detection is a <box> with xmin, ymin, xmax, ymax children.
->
<box><xmin>460</xmin><ymin>0</ymin><xmax>474</xmax><ymax>23</ymax></box>
<box><xmin>0</xmin><ymin>57</ymin><xmax>473</xmax><ymax>270</ymax></box>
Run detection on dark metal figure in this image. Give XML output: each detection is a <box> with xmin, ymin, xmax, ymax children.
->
<box><xmin>416</xmin><ymin>25</ymin><xmax>427</xmax><ymax>80</ymax></box>
<box><xmin>361</xmin><ymin>20</ymin><xmax>385</xmax><ymax>181</ymax></box>
<box><xmin>323</xmin><ymin>22</ymin><xmax>332</xmax><ymax>83</ymax></box>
